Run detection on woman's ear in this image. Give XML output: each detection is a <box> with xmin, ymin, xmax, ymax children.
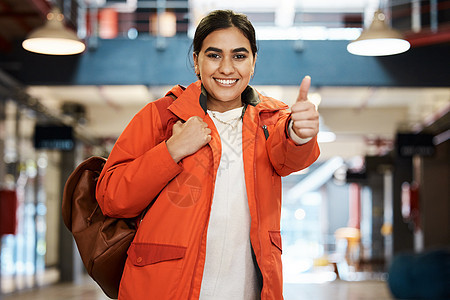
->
<box><xmin>251</xmin><ymin>53</ymin><xmax>257</xmax><ymax>75</ymax></box>
<box><xmin>193</xmin><ymin>52</ymin><xmax>201</xmax><ymax>79</ymax></box>
<box><xmin>193</xmin><ymin>53</ymin><xmax>199</xmax><ymax>75</ymax></box>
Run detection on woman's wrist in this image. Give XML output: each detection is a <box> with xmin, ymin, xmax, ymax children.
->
<box><xmin>288</xmin><ymin>120</ymin><xmax>312</xmax><ymax>145</ymax></box>
<box><xmin>166</xmin><ymin>138</ymin><xmax>184</xmax><ymax>163</ymax></box>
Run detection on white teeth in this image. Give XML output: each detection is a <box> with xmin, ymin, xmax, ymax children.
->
<box><xmin>215</xmin><ymin>79</ymin><xmax>237</xmax><ymax>85</ymax></box>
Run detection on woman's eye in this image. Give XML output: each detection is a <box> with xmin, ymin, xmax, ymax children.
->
<box><xmin>207</xmin><ymin>53</ymin><xmax>220</xmax><ymax>59</ymax></box>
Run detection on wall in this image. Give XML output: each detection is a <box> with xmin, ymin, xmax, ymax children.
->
<box><xmin>1</xmin><ymin>39</ymin><xmax>450</xmax><ymax>87</ymax></box>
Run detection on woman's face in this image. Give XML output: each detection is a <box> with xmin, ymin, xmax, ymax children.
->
<box><xmin>194</xmin><ymin>26</ymin><xmax>256</xmax><ymax>111</ymax></box>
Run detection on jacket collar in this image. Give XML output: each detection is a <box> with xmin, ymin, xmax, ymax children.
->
<box><xmin>166</xmin><ymin>80</ymin><xmax>286</xmax><ymax>120</ymax></box>
<box><xmin>166</xmin><ymin>81</ymin><xmax>205</xmax><ymax>121</ymax></box>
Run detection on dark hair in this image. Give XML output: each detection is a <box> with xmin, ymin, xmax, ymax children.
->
<box><xmin>193</xmin><ymin>10</ymin><xmax>258</xmax><ymax>58</ymax></box>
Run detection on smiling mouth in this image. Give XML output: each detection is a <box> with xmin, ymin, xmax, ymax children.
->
<box><xmin>215</xmin><ymin>78</ymin><xmax>238</xmax><ymax>85</ymax></box>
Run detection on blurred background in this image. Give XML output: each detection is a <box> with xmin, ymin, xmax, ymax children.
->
<box><xmin>0</xmin><ymin>0</ymin><xmax>449</xmax><ymax>299</ymax></box>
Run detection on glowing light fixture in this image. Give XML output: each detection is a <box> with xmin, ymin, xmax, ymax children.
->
<box><xmin>347</xmin><ymin>10</ymin><xmax>410</xmax><ymax>56</ymax></box>
<box><xmin>151</xmin><ymin>12</ymin><xmax>177</xmax><ymax>37</ymax></box>
<box><xmin>22</xmin><ymin>8</ymin><xmax>85</xmax><ymax>55</ymax></box>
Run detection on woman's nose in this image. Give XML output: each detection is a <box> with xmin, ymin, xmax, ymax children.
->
<box><xmin>219</xmin><ymin>57</ymin><xmax>234</xmax><ymax>74</ymax></box>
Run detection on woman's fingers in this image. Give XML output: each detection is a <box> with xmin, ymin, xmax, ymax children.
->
<box><xmin>167</xmin><ymin>116</ymin><xmax>211</xmax><ymax>162</ymax></box>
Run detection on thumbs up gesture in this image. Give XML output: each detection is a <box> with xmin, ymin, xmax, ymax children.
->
<box><xmin>290</xmin><ymin>76</ymin><xmax>319</xmax><ymax>140</ymax></box>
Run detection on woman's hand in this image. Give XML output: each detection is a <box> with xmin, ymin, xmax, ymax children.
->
<box><xmin>166</xmin><ymin>116</ymin><xmax>212</xmax><ymax>163</ymax></box>
<box><xmin>290</xmin><ymin>76</ymin><xmax>319</xmax><ymax>140</ymax></box>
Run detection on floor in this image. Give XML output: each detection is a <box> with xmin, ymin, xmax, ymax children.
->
<box><xmin>284</xmin><ymin>281</ymin><xmax>394</xmax><ymax>300</ymax></box>
<box><xmin>2</xmin><ymin>277</ymin><xmax>395</xmax><ymax>300</ymax></box>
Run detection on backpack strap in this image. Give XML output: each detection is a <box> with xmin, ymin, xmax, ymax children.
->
<box><xmin>152</xmin><ymin>85</ymin><xmax>185</xmax><ymax>140</ymax></box>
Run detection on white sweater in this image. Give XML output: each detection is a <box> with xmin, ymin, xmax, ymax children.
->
<box><xmin>200</xmin><ymin>107</ymin><xmax>259</xmax><ymax>300</ymax></box>
<box><xmin>199</xmin><ymin>106</ymin><xmax>308</xmax><ymax>300</ymax></box>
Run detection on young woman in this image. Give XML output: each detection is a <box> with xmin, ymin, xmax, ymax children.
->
<box><xmin>96</xmin><ymin>10</ymin><xmax>320</xmax><ymax>300</ymax></box>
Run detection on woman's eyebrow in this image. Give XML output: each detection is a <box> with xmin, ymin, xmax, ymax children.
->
<box><xmin>232</xmin><ymin>47</ymin><xmax>249</xmax><ymax>53</ymax></box>
<box><xmin>204</xmin><ymin>47</ymin><xmax>249</xmax><ymax>53</ymax></box>
<box><xmin>204</xmin><ymin>47</ymin><xmax>222</xmax><ymax>53</ymax></box>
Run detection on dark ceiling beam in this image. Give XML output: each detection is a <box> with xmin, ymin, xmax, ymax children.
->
<box><xmin>0</xmin><ymin>12</ymin><xmax>41</xmax><ymax>18</ymax></box>
<box><xmin>0</xmin><ymin>34</ymin><xmax>11</xmax><ymax>53</ymax></box>
<box><xmin>26</xmin><ymin>0</ymin><xmax>52</xmax><ymax>19</ymax></box>
<box><xmin>0</xmin><ymin>0</ymin><xmax>34</xmax><ymax>48</ymax></box>
<box><xmin>0</xmin><ymin>1</ymin><xmax>34</xmax><ymax>32</ymax></box>
<box><xmin>392</xmin><ymin>1</ymin><xmax>450</xmax><ymax>47</ymax></box>
<box><xmin>391</xmin><ymin>0</ymin><xmax>450</xmax><ymax>18</ymax></box>
<box><xmin>0</xmin><ymin>1</ymin><xmax>11</xmax><ymax>51</ymax></box>
<box><xmin>406</xmin><ymin>24</ymin><xmax>450</xmax><ymax>47</ymax></box>
<box><xmin>6</xmin><ymin>14</ymin><xmax>34</xmax><ymax>34</ymax></box>
<box><xmin>106</xmin><ymin>0</ymin><xmax>189</xmax><ymax>9</ymax></box>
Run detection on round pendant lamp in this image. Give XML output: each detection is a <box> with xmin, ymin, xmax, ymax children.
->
<box><xmin>347</xmin><ymin>10</ymin><xmax>410</xmax><ymax>56</ymax></box>
<box><xmin>22</xmin><ymin>8</ymin><xmax>85</xmax><ymax>55</ymax></box>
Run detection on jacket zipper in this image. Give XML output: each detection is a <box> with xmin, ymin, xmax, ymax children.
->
<box><xmin>262</xmin><ymin>125</ymin><xmax>269</xmax><ymax>140</ymax></box>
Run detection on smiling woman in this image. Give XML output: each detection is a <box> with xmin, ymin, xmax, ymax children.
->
<box><xmin>193</xmin><ymin>27</ymin><xmax>256</xmax><ymax>112</ymax></box>
<box><xmin>192</xmin><ymin>10</ymin><xmax>258</xmax><ymax>113</ymax></box>
<box><xmin>95</xmin><ymin>9</ymin><xmax>320</xmax><ymax>300</ymax></box>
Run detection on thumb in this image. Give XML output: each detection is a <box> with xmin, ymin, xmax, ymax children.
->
<box><xmin>296</xmin><ymin>75</ymin><xmax>311</xmax><ymax>102</ymax></box>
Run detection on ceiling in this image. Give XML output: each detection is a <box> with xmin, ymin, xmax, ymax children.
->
<box><xmin>1</xmin><ymin>0</ymin><xmax>450</xmax><ymax>48</ymax></box>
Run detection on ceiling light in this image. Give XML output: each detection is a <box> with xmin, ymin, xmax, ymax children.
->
<box><xmin>347</xmin><ymin>10</ymin><xmax>410</xmax><ymax>56</ymax></box>
<box><xmin>22</xmin><ymin>8</ymin><xmax>85</xmax><ymax>55</ymax></box>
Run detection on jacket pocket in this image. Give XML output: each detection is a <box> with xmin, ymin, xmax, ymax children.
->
<box><xmin>269</xmin><ymin>230</ymin><xmax>282</xmax><ymax>253</ymax></box>
<box><xmin>259</xmin><ymin>111</ymin><xmax>279</xmax><ymax>141</ymax></box>
<box><xmin>120</xmin><ymin>242</ymin><xmax>187</xmax><ymax>298</ymax></box>
<box><xmin>127</xmin><ymin>242</ymin><xmax>187</xmax><ymax>267</ymax></box>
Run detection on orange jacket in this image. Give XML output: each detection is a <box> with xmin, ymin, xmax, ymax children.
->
<box><xmin>96</xmin><ymin>81</ymin><xmax>320</xmax><ymax>299</ymax></box>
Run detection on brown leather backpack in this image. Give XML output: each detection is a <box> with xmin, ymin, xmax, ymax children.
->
<box><xmin>61</xmin><ymin>92</ymin><xmax>180</xmax><ymax>298</ymax></box>
<box><xmin>62</xmin><ymin>156</ymin><xmax>135</xmax><ymax>299</ymax></box>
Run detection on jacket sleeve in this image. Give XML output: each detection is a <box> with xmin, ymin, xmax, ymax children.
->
<box><xmin>266</xmin><ymin>111</ymin><xmax>320</xmax><ymax>177</ymax></box>
<box><xmin>96</xmin><ymin>102</ymin><xmax>183</xmax><ymax>218</ymax></box>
